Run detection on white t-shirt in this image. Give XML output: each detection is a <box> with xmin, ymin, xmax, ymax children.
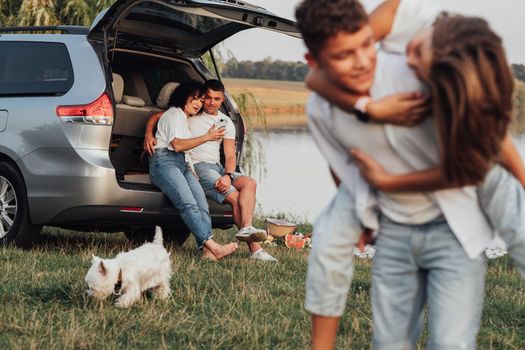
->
<box><xmin>155</xmin><ymin>107</ymin><xmax>193</xmax><ymax>163</ymax></box>
<box><xmin>188</xmin><ymin>110</ymin><xmax>236</xmax><ymax>164</ymax></box>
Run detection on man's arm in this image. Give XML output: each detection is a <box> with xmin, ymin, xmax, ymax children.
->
<box><xmin>215</xmin><ymin>138</ymin><xmax>236</xmax><ymax>193</ymax></box>
<box><xmin>144</xmin><ymin>112</ymin><xmax>163</xmax><ymax>155</ymax></box>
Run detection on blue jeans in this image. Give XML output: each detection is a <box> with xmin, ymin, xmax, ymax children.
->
<box><xmin>479</xmin><ymin>165</ymin><xmax>525</xmax><ymax>280</ymax></box>
<box><xmin>372</xmin><ymin>217</ymin><xmax>486</xmax><ymax>350</ymax></box>
<box><xmin>149</xmin><ymin>148</ymin><xmax>212</xmax><ymax>249</ymax></box>
<box><xmin>194</xmin><ymin>162</ymin><xmax>243</xmax><ymax>204</ymax></box>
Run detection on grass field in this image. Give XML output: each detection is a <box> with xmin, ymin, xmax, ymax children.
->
<box><xmin>223</xmin><ymin>78</ymin><xmax>308</xmax><ymax>129</ymax></box>
<box><xmin>1</xmin><ymin>225</ymin><xmax>524</xmax><ymax>349</ymax></box>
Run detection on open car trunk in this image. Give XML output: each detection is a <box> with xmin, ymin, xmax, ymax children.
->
<box><xmin>89</xmin><ymin>0</ymin><xmax>300</xmax><ymax>58</ymax></box>
<box><xmin>88</xmin><ymin>0</ymin><xmax>300</xmax><ymax>188</ymax></box>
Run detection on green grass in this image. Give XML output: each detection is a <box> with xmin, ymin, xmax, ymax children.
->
<box><xmin>0</xmin><ymin>227</ymin><xmax>524</xmax><ymax>349</ymax></box>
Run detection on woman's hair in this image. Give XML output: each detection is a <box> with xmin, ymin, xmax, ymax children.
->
<box><xmin>168</xmin><ymin>80</ymin><xmax>206</xmax><ymax>110</ymax></box>
<box><xmin>430</xmin><ymin>14</ymin><xmax>514</xmax><ymax>186</ymax></box>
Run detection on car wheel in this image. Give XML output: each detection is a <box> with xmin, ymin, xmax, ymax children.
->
<box><xmin>124</xmin><ymin>227</ymin><xmax>154</xmax><ymax>245</ymax></box>
<box><xmin>0</xmin><ymin>162</ymin><xmax>41</xmax><ymax>248</ymax></box>
<box><xmin>124</xmin><ymin>226</ymin><xmax>190</xmax><ymax>246</ymax></box>
<box><xmin>170</xmin><ymin>227</ymin><xmax>190</xmax><ymax>246</ymax></box>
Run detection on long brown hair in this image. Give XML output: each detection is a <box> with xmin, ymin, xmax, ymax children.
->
<box><xmin>430</xmin><ymin>14</ymin><xmax>514</xmax><ymax>185</ymax></box>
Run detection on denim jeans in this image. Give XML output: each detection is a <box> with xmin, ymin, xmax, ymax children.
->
<box><xmin>305</xmin><ymin>186</ymin><xmax>361</xmax><ymax>317</ymax></box>
<box><xmin>478</xmin><ymin>165</ymin><xmax>525</xmax><ymax>280</ymax></box>
<box><xmin>372</xmin><ymin>217</ymin><xmax>486</xmax><ymax>350</ymax></box>
<box><xmin>194</xmin><ymin>162</ymin><xmax>243</xmax><ymax>204</ymax></box>
<box><xmin>149</xmin><ymin>148</ymin><xmax>212</xmax><ymax>249</ymax></box>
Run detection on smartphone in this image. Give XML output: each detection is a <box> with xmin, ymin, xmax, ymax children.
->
<box><xmin>216</xmin><ymin>118</ymin><xmax>228</xmax><ymax>129</ymax></box>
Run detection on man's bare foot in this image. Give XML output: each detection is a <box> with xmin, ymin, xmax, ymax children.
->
<box><xmin>205</xmin><ymin>240</ymin><xmax>239</xmax><ymax>260</ymax></box>
<box><xmin>202</xmin><ymin>247</ymin><xmax>218</xmax><ymax>261</ymax></box>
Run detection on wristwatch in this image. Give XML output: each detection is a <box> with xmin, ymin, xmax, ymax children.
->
<box><xmin>354</xmin><ymin>96</ymin><xmax>372</xmax><ymax>123</ymax></box>
<box><xmin>225</xmin><ymin>172</ymin><xmax>234</xmax><ymax>180</ymax></box>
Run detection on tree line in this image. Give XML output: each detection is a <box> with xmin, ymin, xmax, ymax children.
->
<box><xmin>0</xmin><ymin>0</ymin><xmax>114</xmax><ymax>27</ymax></box>
<box><xmin>512</xmin><ymin>64</ymin><xmax>525</xmax><ymax>83</ymax></box>
<box><xmin>221</xmin><ymin>57</ymin><xmax>309</xmax><ymax>82</ymax></box>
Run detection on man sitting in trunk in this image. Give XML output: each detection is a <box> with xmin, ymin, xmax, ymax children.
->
<box><xmin>144</xmin><ymin>79</ymin><xmax>277</xmax><ymax>261</ymax></box>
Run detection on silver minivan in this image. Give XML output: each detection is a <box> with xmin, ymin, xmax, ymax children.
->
<box><xmin>0</xmin><ymin>0</ymin><xmax>300</xmax><ymax>247</ymax></box>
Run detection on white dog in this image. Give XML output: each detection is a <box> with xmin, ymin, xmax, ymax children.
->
<box><xmin>85</xmin><ymin>226</ymin><xmax>172</xmax><ymax>308</ymax></box>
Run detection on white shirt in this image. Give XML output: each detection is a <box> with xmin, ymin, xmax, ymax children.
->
<box><xmin>188</xmin><ymin>111</ymin><xmax>236</xmax><ymax>164</ymax></box>
<box><xmin>155</xmin><ymin>107</ymin><xmax>193</xmax><ymax>163</ymax></box>
<box><xmin>308</xmin><ymin>0</ymin><xmax>494</xmax><ymax>259</ymax></box>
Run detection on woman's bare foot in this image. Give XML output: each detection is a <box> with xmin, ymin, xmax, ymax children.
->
<box><xmin>202</xmin><ymin>247</ymin><xmax>218</xmax><ymax>261</ymax></box>
<box><xmin>205</xmin><ymin>240</ymin><xmax>239</xmax><ymax>260</ymax></box>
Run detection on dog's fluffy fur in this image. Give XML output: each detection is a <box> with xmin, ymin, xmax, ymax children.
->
<box><xmin>85</xmin><ymin>226</ymin><xmax>172</xmax><ymax>307</ymax></box>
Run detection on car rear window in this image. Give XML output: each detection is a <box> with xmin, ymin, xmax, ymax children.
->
<box><xmin>126</xmin><ymin>2</ymin><xmax>230</xmax><ymax>35</ymax></box>
<box><xmin>0</xmin><ymin>41</ymin><xmax>74</xmax><ymax>96</ymax></box>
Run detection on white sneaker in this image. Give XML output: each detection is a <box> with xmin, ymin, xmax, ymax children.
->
<box><xmin>249</xmin><ymin>248</ymin><xmax>278</xmax><ymax>262</ymax></box>
<box><xmin>235</xmin><ymin>226</ymin><xmax>267</xmax><ymax>242</ymax></box>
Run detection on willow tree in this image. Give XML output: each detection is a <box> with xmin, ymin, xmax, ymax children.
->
<box><xmin>0</xmin><ymin>0</ymin><xmax>21</xmax><ymax>26</ymax></box>
<box><xmin>18</xmin><ymin>0</ymin><xmax>58</xmax><ymax>26</ymax></box>
<box><xmin>96</xmin><ymin>0</ymin><xmax>116</xmax><ymax>14</ymax></box>
<box><xmin>58</xmin><ymin>0</ymin><xmax>94</xmax><ymax>26</ymax></box>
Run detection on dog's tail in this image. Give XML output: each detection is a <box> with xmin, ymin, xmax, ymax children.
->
<box><xmin>153</xmin><ymin>226</ymin><xmax>164</xmax><ymax>245</ymax></box>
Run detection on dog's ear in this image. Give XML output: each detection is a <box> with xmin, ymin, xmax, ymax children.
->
<box><xmin>92</xmin><ymin>254</ymin><xmax>100</xmax><ymax>263</ymax></box>
<box><xmin>98</xmin><ymin>260</ymin><xmax>107</xmax><ymax>276</ymax></box>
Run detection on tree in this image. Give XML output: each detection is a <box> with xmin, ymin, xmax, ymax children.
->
<box><xmin>18</xmin><ymin>0</ymin><xmax>58</xmax><ymax>26</ymax></box>
<box><xmin>512</xmin><ymin>64</ymin><xmax>525</xmax><ymax>82</ymax></box>
<box><xmin>58</xmin><ymin>0</ymin><xmax>95</xmax><ymax>27</ymax></box>
<box><xmin>0</xmin><ymin>0</ymin><xmax>115</xmax><ymax>27</ymax></box>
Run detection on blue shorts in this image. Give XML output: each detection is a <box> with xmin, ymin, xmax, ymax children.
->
<box><xmin>194</xmin><ymin>162</ymin><xmax>243</xmax><ymax>204</ymax></box>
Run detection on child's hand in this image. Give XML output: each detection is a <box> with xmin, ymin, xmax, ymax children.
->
<box><xmin>351</xmin><ymin>148</ymin><xmax>392</xmax><ymax>191</ymax></box>
<box><xmin>367</xmin><ymin>92</ymin><xmax>430</xmax><ymax>126</ymax></box>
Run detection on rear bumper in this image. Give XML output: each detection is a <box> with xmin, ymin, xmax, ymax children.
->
<box><xmin>17</xmin><ymin>148</ymin><xmax>233</xmax><ymax>228</ymax></box>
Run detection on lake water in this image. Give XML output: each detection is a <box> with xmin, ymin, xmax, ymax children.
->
<box><xmin>252</xmin><ymin>128</ymin><xmax>525</xmax><ymax>224</ymax></box>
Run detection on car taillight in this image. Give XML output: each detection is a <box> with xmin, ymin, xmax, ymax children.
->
<box><xmin>56</xmin><ymin>93</ymin><xmax>114</xmax><ymax>125</ymax></box>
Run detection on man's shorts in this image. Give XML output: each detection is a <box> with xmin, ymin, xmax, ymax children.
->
<box><xmin>194</xmin><ymin>162</ymin><xmax>244</xmax><ymax>204</ymax></box>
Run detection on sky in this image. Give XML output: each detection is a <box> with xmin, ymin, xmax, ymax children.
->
<box><xmin>222</xmin><ymin>0</ymin><xmax>524</xmax><ymax>64</ymax></box>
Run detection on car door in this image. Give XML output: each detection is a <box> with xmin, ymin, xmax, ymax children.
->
<box><xmin>88</xmin><ymin>0</ymin><xmax>301</xmax><ymax>57</ymax></box>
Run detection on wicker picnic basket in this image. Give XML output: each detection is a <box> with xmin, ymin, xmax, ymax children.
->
<box><xmin>265</xmin><ymin>218</ymin><xmax>297</xmax><ymax>238</ymax></box>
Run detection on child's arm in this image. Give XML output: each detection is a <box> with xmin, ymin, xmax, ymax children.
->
<box><xmin>352</xmin><ymin>135</ymin><xmax>525</xmax><ymax>192</ymax></box>
<box><xmin>305</xmin><ymin>70</ymin><xmax>429</xmax><ymax>126</ymax></box>
<box><xmin>369</xmin><ymin>0</ymin><xmax>401</xmax><ymax>41</ymax></box>
<box><xmin>351</xmin><ymin>148</ymin><xmax>453</xmax><ymax>192</ymax></box>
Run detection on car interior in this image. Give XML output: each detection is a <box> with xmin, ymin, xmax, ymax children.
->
<box><xmin>108</xmin><ymin>49</ymin><xmax>231</xmax><ymax>188</ymax></box>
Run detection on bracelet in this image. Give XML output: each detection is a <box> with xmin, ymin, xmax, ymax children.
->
<box><xmin>354</xmin><ymin>96</ymin><xmax>372</xmax><ymax>123</ymax></box>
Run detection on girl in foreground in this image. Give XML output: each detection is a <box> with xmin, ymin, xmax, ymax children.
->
<box><xmin>149</xmin><ymin>81</ymin><xmax>238</xmax><ymax>260</ymax></box>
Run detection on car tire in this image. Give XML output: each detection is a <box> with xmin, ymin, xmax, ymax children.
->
<box><xmin>124</xmin><ymin>227</ymin><xmax>155</xmax><ymax>245</ymax></box>
<box><xmin>0</xmin><ymin>162</ymin><xmax>41</xmax><ymax>248</ymax></box>
<box><xmin>124</xmin><ymin>225</ymin><xmax>190</xmax><ymax>246</ymax></box>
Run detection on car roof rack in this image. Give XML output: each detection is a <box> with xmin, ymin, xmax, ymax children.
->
<box><xmin>0</xmin><ymin>26</ymin><xmax>89</xmax><ymax>35</ymax></box>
